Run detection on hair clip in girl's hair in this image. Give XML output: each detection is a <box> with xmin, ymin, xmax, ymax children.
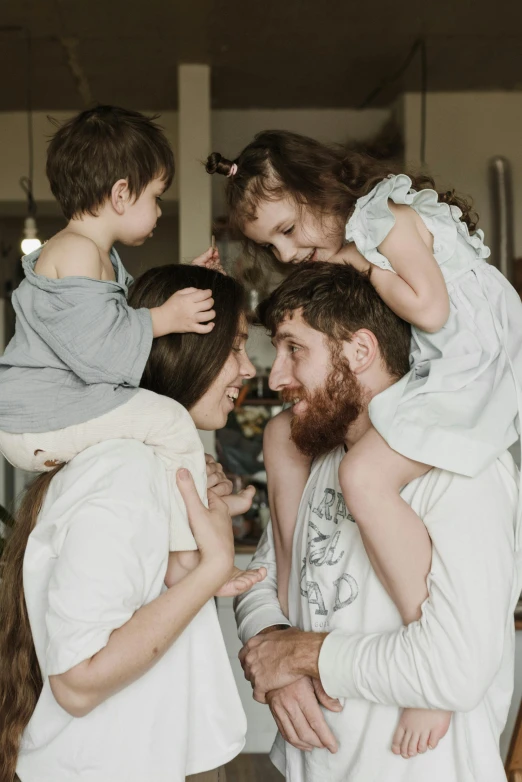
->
<box><xmin>227</xmin><ymin>163</ymin><xmax>238</xmax><ymax>178</ymax></box>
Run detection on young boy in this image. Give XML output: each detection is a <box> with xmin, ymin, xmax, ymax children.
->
<box><xmin>0</xmin><ymin>105</ymin><xmax>219</xmax><ymax>553</ymax></box>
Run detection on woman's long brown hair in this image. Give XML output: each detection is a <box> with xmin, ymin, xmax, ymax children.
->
<box><xmin>0</xmin><ymin>465</ymin><xmax>64</xmax><ymax>782</ymax></box>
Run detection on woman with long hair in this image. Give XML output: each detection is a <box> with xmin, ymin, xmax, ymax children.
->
<box><xmin>0</xmin><ymin>264</ymin><xmax>260</xmax><ymax>782</ymax></box>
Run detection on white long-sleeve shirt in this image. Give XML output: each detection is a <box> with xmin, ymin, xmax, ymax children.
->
<box><xmin>235</xmin><ymin>445</ymin><xmax>521</xmax><ymax>782</ymax></box>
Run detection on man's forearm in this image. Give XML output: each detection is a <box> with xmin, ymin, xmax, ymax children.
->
<box><xmin>234</xmin><ymin>522</ymin><xmax>291</xmax><ymax>643</ymax></box>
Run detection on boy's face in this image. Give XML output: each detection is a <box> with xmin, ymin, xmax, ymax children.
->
<box><xmin>119</xmin><ymin>176</ymin><xmax>166</xmax><ymax>246</ymax></box>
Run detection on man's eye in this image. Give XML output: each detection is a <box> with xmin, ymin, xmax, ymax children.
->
<box><xmin>290</xmin><ymin>345</ymin><xmax>300</xmax><ymax>354</ymax></box>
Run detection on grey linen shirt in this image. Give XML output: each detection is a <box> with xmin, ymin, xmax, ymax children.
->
<box><xmin>0</xmin><ymin>246</ymin><xmax>153</xmax><ymax>433</ymax></box>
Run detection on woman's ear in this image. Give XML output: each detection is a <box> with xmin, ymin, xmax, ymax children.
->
<box><xmin>111</xmin><ymin>179</ymin><xmax>130</xmax><ymax>215</ymax></box>
<box><xmin>342</xmin><ymin>328</ymin><xmax>378</xmax><ymax>375</ymax></box>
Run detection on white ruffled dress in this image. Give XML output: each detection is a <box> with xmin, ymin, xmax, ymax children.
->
<box><xmin>345</xmin><ymin>173</ymin><xmax>522</xmax><ymax>477</ymax></box>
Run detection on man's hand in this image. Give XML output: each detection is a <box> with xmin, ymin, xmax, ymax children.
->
<box><xmin>238</xmin><ymin>628</ymin><xmax>327</xmax><ymax>703</ymax></box>
<box><xmin>266</xmin><ymin>677</ymin><xmax>341</xmax><ymax>753</ymax></box>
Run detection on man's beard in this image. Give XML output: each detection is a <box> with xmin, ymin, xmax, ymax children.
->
<box><xmin>282</xmin><ymin>350</ymin><xmax>363</xmax><ymax>460</ymax></box>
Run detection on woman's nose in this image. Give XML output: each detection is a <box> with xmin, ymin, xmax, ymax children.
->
<box><xmin>241</xmin><ymin>353</ymin><xmax>256</xmax><ymax>379</ymax></box>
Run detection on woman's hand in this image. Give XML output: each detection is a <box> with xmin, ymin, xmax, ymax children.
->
<box><xmin>215</xmin><ymin>565</ymin><xmax>266</xmax><ymax>597</ymax></box>
<box><xmin>176</xmin><ymin>468</ymin><xmax>234</xmax><ymax>584</ymax></box>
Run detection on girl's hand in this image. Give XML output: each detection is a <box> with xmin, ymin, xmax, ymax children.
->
<box><xmin>205</xmin><ymin>453</ymin><xmax>233</xmax><ymax>496</ymax></box>
<box><xmin>192</xmin><ymin>247</ymin><xmax>227</xmax><ymax>275</ymax></box>
<box><xmin>176</xmin><ymin>469</ymin><xmax>235</xmax><ymax>582</ymax></box>
<box><xmin>215</xmin><ymin>565</ymin><xmax>266</xmax><ymax>597</ymax></box>
<box><xmin>328</xmin><ymin>244</ymin><xmax>371</xmax><ymax>273</ymax></box>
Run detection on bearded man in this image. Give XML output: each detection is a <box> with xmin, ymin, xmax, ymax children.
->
<box><xmin>234</xmin><ymin>262</ymin><xmax>521</xmax><ymax>782</ymax></box>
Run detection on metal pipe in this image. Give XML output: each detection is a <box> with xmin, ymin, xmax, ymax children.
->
<box><xmin>488</xmin><ymin>156</ymin><xmax>515</xmax><ymax>284</ymax></box>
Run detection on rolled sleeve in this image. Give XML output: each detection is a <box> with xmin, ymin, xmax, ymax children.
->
<box><xmin>234</xmin><ymin>521</ymin><xmax>291</xmax><ymax>644</ymax></box>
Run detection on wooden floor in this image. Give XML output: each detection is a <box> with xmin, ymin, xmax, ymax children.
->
<box><xmin>225</xmin><ymin>754</ymin><xmax>283</xmax><ymax>782</ymax></box>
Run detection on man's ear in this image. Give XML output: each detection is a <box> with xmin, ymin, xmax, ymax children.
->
<box><xmin>342</xmin><ymin>329</ymin><xmax>378</xmax><ymax>375</ymax></box>
<box><xmin>110</xmin><ymin>179</ymin><xmax>130</xmax><ymax>215</ymax></box>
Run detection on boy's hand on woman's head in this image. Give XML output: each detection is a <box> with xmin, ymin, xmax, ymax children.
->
<box><xmin>150</xmin><ymin>287</ymin><xmax>216</xmax><ymax>337</ymax></box>
<box><xmin>192</xmin><ymin>246</ymin><xmax>227</xmax><ymax>275</ymax></box>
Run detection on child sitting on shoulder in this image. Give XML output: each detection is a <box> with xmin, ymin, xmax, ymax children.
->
<box><xmin>0</xmin><ymin>106</ymin><xmax>259</xmax><ymax>595</ymax></box>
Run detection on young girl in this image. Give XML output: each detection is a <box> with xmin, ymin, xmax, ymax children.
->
<box><xmin>205</xmin><ymin>130</ymin><xmax>522</xmax><ymax>759</ymax></box>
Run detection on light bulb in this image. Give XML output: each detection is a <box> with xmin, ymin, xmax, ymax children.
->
<box><xmin>21</xmin><ymin>216</ymin><xmax>42</xmax><ymax>255</ymax></box>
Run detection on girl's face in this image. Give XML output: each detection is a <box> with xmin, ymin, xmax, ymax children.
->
<box><xmin>243</xmin><ymin>196</ymin><xmax>345</xmax><ymax>265</ymax></box>
<box><xmin>189</xmin><ymin>315</ymin><xmax>256</xmax><ymax>430</ymax></box>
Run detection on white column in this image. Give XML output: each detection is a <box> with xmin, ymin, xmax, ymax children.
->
<box><xmin>177</xmin><ymin>64</ymin><xmax>216</xmax><ymax>456</ymax></box>
<box><xmin>177</xmin><ymin>64</ymin><xmax>212</xmax><ymax>264</ymax></box>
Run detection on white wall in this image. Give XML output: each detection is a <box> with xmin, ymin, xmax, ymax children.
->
<box><xmin>402</xmin><ymin>92</ymin><xmax>522</xmax><ymax>258</ymax></box>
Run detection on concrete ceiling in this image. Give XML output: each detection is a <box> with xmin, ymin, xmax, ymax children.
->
<box><xmin>1</xmin><ymin>0</ymin><xmax>522</xmax><ymax>111</ymax></box>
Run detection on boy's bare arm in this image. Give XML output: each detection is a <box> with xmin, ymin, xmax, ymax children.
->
<box><xmin>35</xmin><ymin>233</ymin><xmax>105</xmax><ymax>280</ymax></box>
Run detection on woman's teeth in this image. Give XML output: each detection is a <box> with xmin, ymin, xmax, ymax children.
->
<box><xmin>226</xmin><ymin>388</ymin><xmax>239</xmax><ymax>401</ymax></box>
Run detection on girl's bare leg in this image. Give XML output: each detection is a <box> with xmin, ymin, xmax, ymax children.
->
<box><xmin>339</xmin><ymin>426</ymin><xmax>451</xmax><ymax>758</ymax></box>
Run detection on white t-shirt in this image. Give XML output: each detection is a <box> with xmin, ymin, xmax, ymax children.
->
<box><xmin>235</xmin><ymin>446</ymin><xmax>521</xmax><ymax>782</ymax></box>
<box><xmin>17</xmin><ymin>439</ymin><xmax>246</xmax><ymax>782</ymax></box>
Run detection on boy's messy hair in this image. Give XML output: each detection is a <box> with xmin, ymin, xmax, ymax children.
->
<box><xmin>47</xmin><ymin>105</ymin><xmax>174</xmax><ymax>220</ymax></box>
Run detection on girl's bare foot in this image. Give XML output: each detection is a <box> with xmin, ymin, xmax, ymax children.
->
<box><xmin>391</xmin><ymin>708</ymin><xmax>452</xmax><ymax>758</ymax></box>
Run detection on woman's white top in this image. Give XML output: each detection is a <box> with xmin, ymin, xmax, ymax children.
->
<box><xmin>17</xmin><ymin>439</ymin><xmax>246</xmax><ymax>782</ymax></box>
<box><xmin>346</xmin><ymin>174</ymin><xmax>522</xmax><ymax>476</ymax></box>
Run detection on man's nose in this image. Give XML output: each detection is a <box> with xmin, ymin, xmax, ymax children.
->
<box><xmin>269</xmin><ymin>358</ymin><xmax>290</xmax><ymax>391</ymax></box>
